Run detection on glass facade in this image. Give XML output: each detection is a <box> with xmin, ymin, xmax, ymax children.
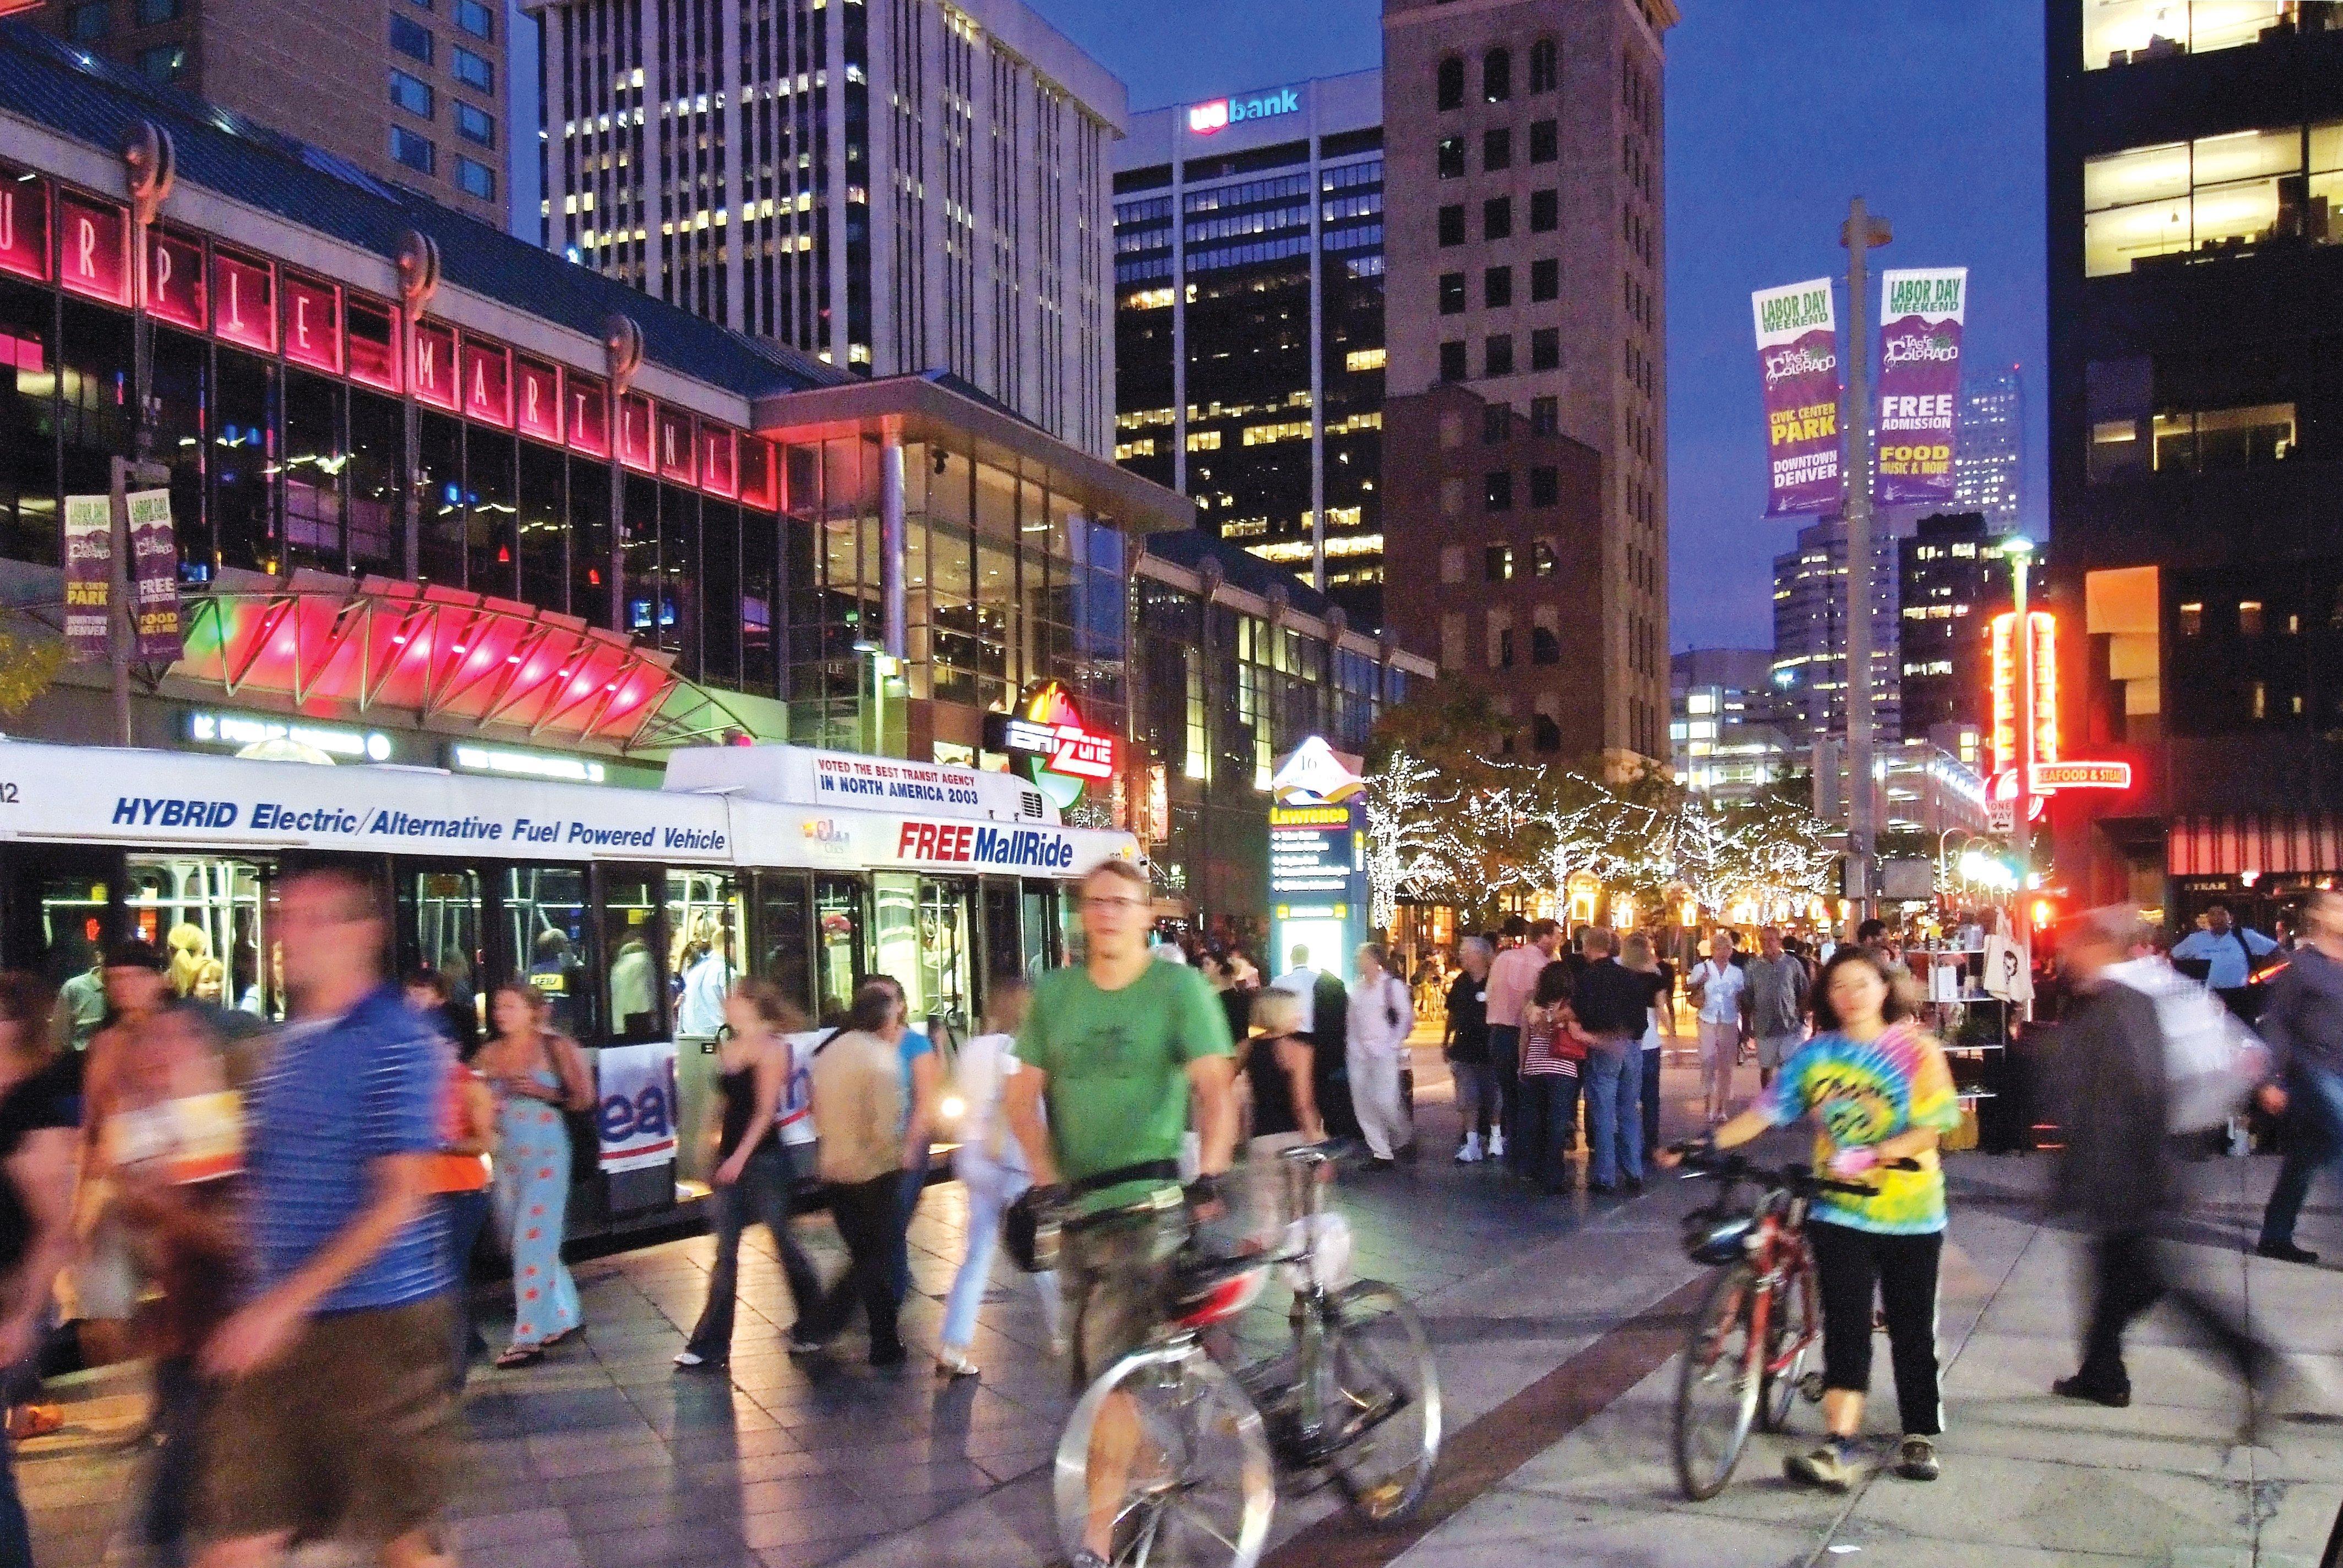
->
<box><xmin>1131</xmin><ymin>561</ymin><xmax>1415</xmax><ymax>930</ymax></box>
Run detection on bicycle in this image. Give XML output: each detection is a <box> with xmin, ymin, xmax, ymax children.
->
<box><xmin>1664</xmin><ymin>1144</ymin><xmax>1910</xmax><ymax>1500</ymax></box>
<box><xmin>1051</xmin><ymin>1145</ymin><xmax>1442</xmax><ymax>1568</ymax></box>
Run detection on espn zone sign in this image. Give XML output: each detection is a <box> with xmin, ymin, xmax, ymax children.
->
<box><xmin>984</xmin><ymin>714</ymin><xmax>1116</xmax><ymax>781</ymax></box>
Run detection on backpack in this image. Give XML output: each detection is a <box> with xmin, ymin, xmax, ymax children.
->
<box><xmin>2102</xmin><ymin>957</ymin><xmax>2266</xmax><ymax>1134</ymax></box>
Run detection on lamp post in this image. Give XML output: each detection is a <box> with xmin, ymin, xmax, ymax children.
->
<box><xmin>1840</xmin><ymin>197</ymin><xmax>1892</xmax><ymax>921</ymax></box>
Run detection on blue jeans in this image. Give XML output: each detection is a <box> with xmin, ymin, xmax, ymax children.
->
<box><xmin>892</xmin><ymin>1159</ymin><xmax>928</xmax><ymax>1308</ymax></box>
<box><xmin>1582</xmin><ymin>1038</ymin><xmax>1642</xmax><ymax>1188</ymax></box>
<box><xmin>940</xmin><ymin>1148</ymin><xmax>1060</xmax><ymax>1352</ymax></box>
<box><xmin>687</xmin><ymin>1143</ymin><xmax>822</xmax><ymax>1358</ymax></box>
<box><xmin>2260</xmin><ymin>1064</ymin><xmax>2343</xmax><ymax>1249</ymax></box>
<box><xmin>1513</xmin><ymin>1070</ymin><xmax>1580</xmax><ymax>1188</ymax></box>
<box><xmin>437</xmin><ymin>1187</ymin><xmax>492</xmax><ymax>1390</ymax></box>
<box><xmin>0</xmin><ymin>1435</ymin><xmax>24</xmax><ymax>1568</ymax></box>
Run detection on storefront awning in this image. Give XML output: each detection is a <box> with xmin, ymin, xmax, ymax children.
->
<box><xmin>2167</xmin><ymin>813</ymin><xmax>2343</xmax><ymax>877</ymax></box>
<box><xmin>120</xmin><ymin>576</ymin><xmax>764</xmax><ymax>754</ymax></box>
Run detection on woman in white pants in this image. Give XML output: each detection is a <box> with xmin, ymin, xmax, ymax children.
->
<box><xmin>936</xmin><ymin>976</ymin><xmax>1061</xmax><ymax>1379</ymax></box>
<box><xmin>1348</xmin><ymin>944</ymin><xmax>1415</xmax><ymax>1170</ymax></box>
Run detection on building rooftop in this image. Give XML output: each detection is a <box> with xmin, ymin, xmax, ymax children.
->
<box><xmin>0</xmin><ymin>21</ymin><xmax>842</xmax><ymax>401</ymax></box>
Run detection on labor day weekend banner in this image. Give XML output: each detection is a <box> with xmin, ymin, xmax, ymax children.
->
<box><xmin>1752</xmin><ymin>279</ymin><xmax>1841</xmax><ymax>515</ymax></box>
<box><xmin>1873</xmin><ymin>266</ymin><xmax>1968</xmax><ymax>507</ymax></box>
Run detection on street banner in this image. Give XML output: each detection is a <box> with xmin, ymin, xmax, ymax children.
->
<box><xmin>596</xmin><ymin>1040</ymin><xmax>678</xmax><ymax>1172</ymax></box>
<box><xmin>1752</xmin><ymin>279</ymin><xmax>1841</xmax><ymax>515</ymax></box>
<box><xmin>62</xmin><ymin>493</ymin><xmax>111</xmax><ymax>662</ymax></box>
<box><xmin>128</xmin><ymin>488</ymin><xmax>182</xmax><ymax>662</ymax></box>
<box><xmin>1874</xmin><ymin>267</ymin><xmax>1967</xmax><ymax>505</ymax></box>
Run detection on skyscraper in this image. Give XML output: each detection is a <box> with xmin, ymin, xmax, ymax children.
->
<box><xmin>1378</xmin><ymin>0</ymin><xmax>1675</xmax><ymax>771</ymax></box>
<box><xmin>1954</xmin><ymin>367</ymin><xmax>2021</xmax><ymax>531</ymax></box>
<box><xmin>2048</xmin><ymin>3</ymin><xmax>2343</xmax><ymax>914</ymax></box>
<box><xmin>1897</xmin><ymin>511</ymin><xmax>2017</xmax><ymax>766</ymax></box>
<box><xmin>29</xmin><ymin>0</ymin><xmax>513</xmax><ymax>226</ymax></box>
<box><xmin>1769</xmin><ymin>512</ymin><xmax>1913</xmax><ymax>748</ymax></box>
<box><xmin>525</xmin><ymin>0</ymin><xmax>1123</xmax><ymax>456</ymax></box>
<box><xmin>1110</xmin><ymin>70</ymin><xmax>1387</xmax><ymax>624</ymax></box>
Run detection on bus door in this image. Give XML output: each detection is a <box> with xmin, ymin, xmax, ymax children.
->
<box><xmin>498</xmin><ymin>865</ymin><xmax>593</xmax><ymax>1039</ymax></box>
<box><xmin>913</xmin><ymin>876</ymin><xmax>974</xmax><ymax>1044</ymax></box>
<box><xmin>395</xmin><ymin>865</ymin><xmax>491</xmax><ymax>1045</ymax></box>
<box><xmin>812</xmin><ymin>873</ymin><xmax>865</xmax><ymax>1025</ymax></box>
<box><xmin>979</xmin><ymin>878</ymin><xmax>1022</xmax><ymax>1015</ymax></box>
<box><xmin>124</xmin><ymin>852</ymin><xmax>273</xmax><ymax>1018</ymax></box>
<box><xmin>1024</xmin><ymin>881</ymin><xmax>1062</xmax><ymax>975</ymax></box>
<box><xmin>591</xmin><ymin>863</ymin><xmax>672</xmax><ymax>1217</ymax></box>
<box><xmin>667</xmin><ymin>868</ymin><xmax>742</xmax><ymax>1184</ymax></box>
<box><xmin>1</xmin><ymin>846</ymin><xmax>122</xmax><ymax>1048</ymax></box>
<box><xmin>750</xmin><ymin>870</ymin><xmax>814</xmax><ymax>1019</ymax></box>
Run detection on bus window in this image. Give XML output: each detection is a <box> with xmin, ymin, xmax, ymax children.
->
<box><xmin>751</xmin><ymin>871</ymin><xmax>814</xmax><ymax>1017</ymax></box>
<box><xmin>980</xmin><ymin>880</ymin><xmax>1020</xmax><ymax>1011</ymax></box>
<box><xmin>400</xmin><ymin>869</ymin><xmax>486</xmax><ymax>1042</ymax></box>
<box><xmin>503</xmin><ymin>867</ymin><xmax>592</xmax><ymax>1039</ymax></box>
<box><xmin>916</xmin><ymin>877</ymin><xmax>973</xmax><ymax>1038</ymax></box>
<box><xmin>667</xmin><ymin>870</ymin><xmax>740</xmax><ymax>1041</ymax></box>
<box><xmin>600</xmin><ymin>866</ymin><xmax>666</xmax><ymax>1043</ymax></box>
<box><xmin>15</xmin><ymin>859</ymin><xmax>115</xmax><ymax>1048</ymax></box>
<box><xmin>126</xmin><ymin>855</ymin><xmax>269</xmax><ymax>1011</ymax></box>
<box><xmin>813</xmin><ymin>875</ymin><xmax>864</xmax><ymax>1025</ymax></box>
<box><xmin>871</xmin><ymin>873</ymin><xmax>920</xmax><ymax>1019</ymax></box>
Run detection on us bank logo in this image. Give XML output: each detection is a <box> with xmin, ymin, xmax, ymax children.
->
<box><xmin>1188</xmin><ymin>86</ymin><xmax>1302</xmax><ymax>135</ymax></box>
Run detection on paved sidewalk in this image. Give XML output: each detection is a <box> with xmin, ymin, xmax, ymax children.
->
<box><xmin>24</xmin><ymin>1042</ymin><xmax>2340</xmax><ymax>1567</ymax></box>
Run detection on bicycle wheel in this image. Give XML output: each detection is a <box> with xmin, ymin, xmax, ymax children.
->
<box><xmin>1055</xmin><ymin>1343</ymin><xmax>1275</xmax><ymax>1568</ymax></box>
<box><xmin>1672</xmin><ymin>1262</ymin><xmax>1762</xmax><ymax>1500</ymax></box>
<box><xmin>1320</xmin><ymin>1281</ymin><xmax>1442</xmax><ymax>1522</ymax></box>
<box><xmin>1758</xmin><ymin>1246</ymin><xmax>1818</xmax><ymax>1434</ymax></box>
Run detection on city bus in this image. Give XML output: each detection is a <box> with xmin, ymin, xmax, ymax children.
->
<box><xmin>0</xmin><ymin>737</ymin><xmax>1140</xmax><ymax>1237</ymax></box>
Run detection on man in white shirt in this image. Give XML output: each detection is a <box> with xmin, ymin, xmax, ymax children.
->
<box><xmin>1688</xmin><ymin>930</ymin><xmax>1748</xmax><ymax>1125</ymax></box>
<box><xmin>1269</xmin><ymin>945</ymin><xmax>1321</xmax><ymax>1037</ymax></box>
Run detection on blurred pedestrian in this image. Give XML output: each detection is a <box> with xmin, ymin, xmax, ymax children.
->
<box><xmin>1571</xmin><ymin>930</ymin><xmax>1649</xmax><ymax>1194</ymax></box>
<box><xmin>1443</xmin><ymin>939</ymin><xmax>1495</xmax><ymax>1162</ymax></box>
<box><xmin>1487</xmin><ymin>918</ymin><xmax>1560</xmax><ymax>1174</ymax></box>
<box><xmin>477</xmin><ymin>980</ymin><xmax>593</xmax><ymax>1368</ymax></box>
<box><xmin>2052</xmin><ymin>907</ymin><xmax>2272</xmax><ymax>1408</ymax></box>
<box><xmin>1514</xmin><ymin>961</ymin><xmax>1588</xmax><ymax>1194</ymax></box>
<box><xmin>105</xmin><ymin>1003</ymin><xmax>244</xmax><ymax>1567</ymax></box>
<box><xmin>1745</xmin><ymin>926</ymin><xmax>1812</xmax><ymax>1092</ymax></box>
<box><xmin>1622</xmin><ymin>933</ymin><xmax>1677</xmax><ymax>1160</ymax></box>
<box><xmin>793</xmin><ymin>982</ymin><xmax>913</xmax><ymax>1367</ymax></box>
<box><xmin>73</xmin><ymin>939</ymin><xmax>175</xmax><ymax>1369</ymax></box>
<box><xmin>405</xmin><ymin>970</ymin><xmax>493</xmax><ymax>1389</ymax></box>
<box><xmin>1668</xmin><ymin>945</ymin><xmax>1960</xmax><ymax>1489</ymax></box>
<box><xmin>851</xmin><ymin>973</ymin><xmax>938</xmax><ymax>1309</ymax></box>
<box><xmin>676</xmin><ymin>978</ymin><xmax>821</xmax><ymax>1370</ymax></box>
<box><xmin>936</xmin><ymin>974</ymin><xmax>1062</xmax><ymax>1378</ymax></box>
<box><xmin>0</xmin><ymin>973</ymin><xmax>77</xmax><ymax>1565</ymax></box>
<box><xmin>2256</xmin><ymin>889</ymin><xmax>2343</xmax><ymax>1264</ymax></box>
<box><xmin>1687</xmin><ymin>930</ymin><xmax>1747</xmax><ymax>1125</ymax></box>
<box><xmin>2171</xmin><ymin>902</ymin><xmax>2279</xmax><ymax>1022</ymax></box>
<box><xmin>1243</xmin><ymin>987</ymin><xmax>1323</xmax><ymax>1156</ymax></box>
<box><xmin>1199</xmin><ymin>949</ymin><xmax>1257</xmax><ymax>1055</ymax></box>
<box><xmin>1347</xmin><ymin>944</ymin><xmax>1414</xmax><ymax>1171</ymax></box>
<box><xmin>197</xmin><ymin>866</ymin><xmax>455</xmax><ymax>1568</ymax></box>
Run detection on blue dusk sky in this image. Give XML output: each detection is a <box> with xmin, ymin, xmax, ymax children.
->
<box><xmin>1026</xmin><ymin>0</ymin><xmax>2048</xmax><ymax>652</ymax></box>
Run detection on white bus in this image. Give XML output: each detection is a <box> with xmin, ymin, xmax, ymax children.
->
<box><xmin>0</xmin><ymin>737</ymin><xmax>1140</xmax><ymax>1235</ymax></box>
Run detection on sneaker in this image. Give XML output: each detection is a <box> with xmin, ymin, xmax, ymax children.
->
<box><xmin>935</xmin><ymin>1349</ymin><xmax>979</xmax><ymax>1380</ymax></box>
<box><xmin>672</xmin><ymin>1349</ymin><xmax>723</xmax><ymax>1371</ymax></box>
<box><xmin>2257</xmin><ymin>1239</ymin><xmax>2320</xmax><ymax>1265</ymax></box>
<box><xmin>2051</xmin><ymin>1373</ymin><xmax>2131</xmax><ymax>1408</ymax></box>
<box><xmin>1456</xmin><ymin>1135</ymin><xmax>1484</xmax><ymax>1164</ymax></box>
<box><xmin>788</xmin><ymin>1328</ymin><xmax>834</xmax><ymax>1355</ymax></box>
<box><xmin>1784</xmin><ymin>1439</ymin><xmax>1859</xmax><ymax>1491</ymax></box>
<box><xmin>1895</xmin><ymin>1435</ymin><xmax>1939</xmax><ymax>1482</ymax></box>
<box><xmin>1488</xmin><ymin>1129</ymin><xmax>1507</xmax><ymax>1160</ymax></box>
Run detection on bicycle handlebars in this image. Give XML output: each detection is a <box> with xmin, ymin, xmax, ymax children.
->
<box><xmin>1663</xmin><ymin>1142</ymin><xmax>1922</xmax><ymax>1199</ymax></box>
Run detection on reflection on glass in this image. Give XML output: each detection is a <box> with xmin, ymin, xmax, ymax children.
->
<box><xmin>814</xmin><ymin>875</ymin><xmax>864</xmax><ymax>1024</ymax></box>
<box><xmin>754</xmin><ymin>872</ymin><xmax>813</xmax><ymax>1015</ymax></box>
<box><xmin>871</xmin><ymin>872</ymin><xmax>920</xmax><ymax>1020</ymax></box>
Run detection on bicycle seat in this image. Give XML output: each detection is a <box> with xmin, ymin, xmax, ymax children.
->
<box><xmin>1172</xmin><ymin>1248</ymin><xmax>1271</xmax><ymax>1329</ymax></box>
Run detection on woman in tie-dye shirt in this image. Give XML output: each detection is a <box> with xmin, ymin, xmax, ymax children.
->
<box><xmin>1693</xmin><ymin>946</ymin><xmax>1961</xmax><ymax>1493</ymax></box>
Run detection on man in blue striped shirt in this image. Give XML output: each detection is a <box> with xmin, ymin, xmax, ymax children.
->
<box><xmin>199</xmin><ymin>866</ymin><xmax>456</xmax><ymax>1568</ymax></box>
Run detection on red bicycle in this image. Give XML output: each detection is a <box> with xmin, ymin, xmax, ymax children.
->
<box><xmin>1665</xmin><ymin>1147</ymin><xmax>1903</xmax><ymax>1499</ymax></box>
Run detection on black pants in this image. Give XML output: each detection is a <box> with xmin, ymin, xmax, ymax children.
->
<box><xmin>1641</xmin><ymin>1047</ymin><xmax>1663</xmax><ymax>1163</ymax></box>
<box><xmin>1487</xmin><ymin>1026</ymin><xmax>1521</xmax><ymax>1161</ymax></box>
<box><xmin>1808</xmin><ymin>1221</ymin><xmax>1944</xmax><ymax>1436</ymax></box>
<box><xmin>686</xmin><ymin>1143</ymin><xmax>822</xmax><ymax>1359</ymax></box>
<box><xmin>2079</xmin><ymin>1230</ymin><xmax>2265</xmax><ymax>1391</ymax></box>
<box><xmin>1510</xmin><ymin>1070</ymin><xmax>1580</xmax><ymax>1187</ymax></box>
<box><xmin>143</xmin><ymin>1354</ymin><xmax>207</xmax><ymax>1568</ymax></box>
<box><xmin>802</xmin><ymin>1173</ymin><xmax>904</xmax><ymax>1355</ymax></box>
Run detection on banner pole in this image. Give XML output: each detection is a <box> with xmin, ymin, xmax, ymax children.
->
<box><xmin>1840</xmin><ymin>198</ymin><xmax>1890</xmax><ymax>922</ymax></box>
<box><xmin>107</xmin><ymin>458</ymin><xmax>133</xmax><ymax>748</ymax></box>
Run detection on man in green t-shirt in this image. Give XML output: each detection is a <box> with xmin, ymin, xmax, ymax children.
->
<box><xmin>1006</xmin><ymin>856</ymin><xmax>1236</xmax><ymax>1567</ymax></box>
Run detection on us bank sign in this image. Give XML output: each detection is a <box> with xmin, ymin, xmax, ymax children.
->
<box><xmin>1187</xmin><ymin>86</ymin><xmax>1303</xmax><ymax>135</ymax></box>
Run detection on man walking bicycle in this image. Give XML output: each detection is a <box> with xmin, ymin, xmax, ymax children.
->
<box><xmin>1004</xmin><ymin>857</ymin><xmax>1238</xmax><ymax>1568</ymax></box>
